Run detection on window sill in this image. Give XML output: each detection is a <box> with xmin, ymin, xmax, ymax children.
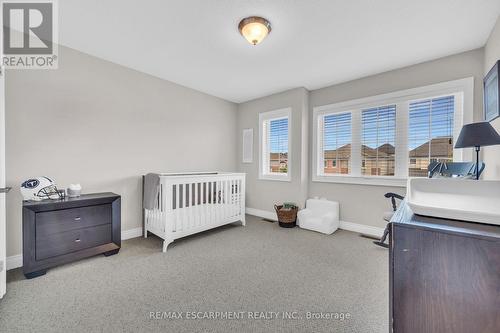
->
<box><xmin>259</xmin><ymin>174</ymin><xmax>291</xmax><ymax>182</ymax></box>
<box><xmin>312</xmin><ymin>175</ymin><xmax>407</xmax><ymax>187</ymax></box>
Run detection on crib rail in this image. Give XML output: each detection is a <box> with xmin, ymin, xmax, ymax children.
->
<box><xmin>144</xmin><ymin>172</ymin><xmax>245</xmax><ymax>252</ymax></box>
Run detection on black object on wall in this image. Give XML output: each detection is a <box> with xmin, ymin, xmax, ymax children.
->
<box><xmin>455</xmin><ymin>121</ymin><xmax>500</xmax><ymax>179</ymax></box>
<box><xmin>484</xmin><ymin>60</ymin><xmax>500</xmax><ymax>122</ymax></box>
<box><xmin>22</xmin><ymin>193</ymin><xmax>121</xmax><ymax>278</ymax></box>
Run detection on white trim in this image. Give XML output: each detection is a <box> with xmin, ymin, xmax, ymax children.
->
<box><xmin>122</xmin><ymin>227</ymin><xmax>143</xmax><ymax>240</ymax></box>
<box><xmin>246</xmin><ymin>207</ymin><xmax>278</xmax><ymax>221</ymax></box>
<box><xmin>246</xmin><ymin>208</ymin><xmax>384</xmax><ymax>237</ymax></box>
<box><xmin>6</xmin><ymin>254</ymin><xmax>22</xmax><ymax>270</ymax></box>
<box><xmin>0</xmin><ymin>68</ymin><xmax>5</xmax><ymax>297</ymax></box>
<box><xmin>5</xmin><ymin>227</ymin><xmax>145</xmax><ymax>271</ymax></box>
<box><xmin>259</xmin><ymin>108</ymin><xmax>292</xmax><ymax>181</ymax></box>
<box><xmin>312</xmin><ymin>77</ymin><xmax>474</xmax><ymax>186</ymax></box>
<box><xmin>339</xmin><ymin>221</ymin><xmax>384</xmax><ymax>238</ymax></box>
<box><xmin>312</xmin><ymin>176</ymin><xmax>407</xmax><ymax>187</ymax></box>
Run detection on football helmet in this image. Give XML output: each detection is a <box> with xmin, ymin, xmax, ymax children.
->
<box><xmin>21</xmin><ymin>177</ymin><xmax>63</xmax><ymax>201</ymax></box>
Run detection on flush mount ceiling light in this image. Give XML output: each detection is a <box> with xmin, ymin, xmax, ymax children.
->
<box><xmin>238</xmin><ymin>16</ymin><xmax>272</xmax><ymax>45</ymax></box>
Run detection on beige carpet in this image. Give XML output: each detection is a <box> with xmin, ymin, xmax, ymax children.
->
<box><xmin>0</xmin><ymin>215</ymin><xmax>388</xmax><ymax>332</ymax></box>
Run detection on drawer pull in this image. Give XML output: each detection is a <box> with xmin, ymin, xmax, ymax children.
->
<box><xmin>75</xmin><ymin>238</ymin><xmax>81</xmax><ymax>243</ymax></box>
<box><xmin>74</xmin><ymin>217</ymin><xmax>81</xmax><ymax>221</ymax></box>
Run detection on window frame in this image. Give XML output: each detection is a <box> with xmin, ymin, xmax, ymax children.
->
<box><xmin>312</xmin><ymin>78</ymin><xmax>473</xmax><ymax>187</ymax></box>
<box><xmin>259</xmin><ymin>108</ymin><xmax>292</xmax><ymax>182</ymax></box>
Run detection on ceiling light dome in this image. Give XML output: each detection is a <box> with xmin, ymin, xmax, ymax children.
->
<box><xmin>238</xmin><ymin>16</ymin><xmax>271</xmax><ymax>45</ymax></box>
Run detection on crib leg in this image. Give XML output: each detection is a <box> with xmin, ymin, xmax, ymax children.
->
<box><xmin>162</xmin><ymin>239</ymin><xmax>173</xmax><ymax>253</ymax></box>
<box><xmin>241</xmin><ymin>216</ymin><xmax>246</xmax><ymax>226</ymax></box>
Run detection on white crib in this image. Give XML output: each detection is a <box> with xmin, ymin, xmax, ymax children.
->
<box><xmin>144</xmin><ymin>172</ymin><xmax>246</xmax><ymax>252</ymax></box>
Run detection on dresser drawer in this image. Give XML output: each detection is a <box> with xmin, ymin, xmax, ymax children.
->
<box><xmin>36</xmin><ymin>204</ymin><xmax>112</xmax><ymax>237</ymax></box>
<box><xmin>36</xmin><ymin>224</ymin><xmax>112</xmax><ymax>260</ymax></box>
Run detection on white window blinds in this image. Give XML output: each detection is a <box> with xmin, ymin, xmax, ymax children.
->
<box><xmin>313</xmin><ymin>79</ymin><xmax>470</xmax><ymax>186</ymax></box>
<box><xmin>319</xmin><ymin>112</ymin><xmax>352</xmax><ymax>175</ymax></box>
<box><xmin>408</xmin><ymin>96</ymin><xmax>455</xmax><ymax>177</ymax></box>
<box><xmin>260</xmin><ymin>109</ymin><xmax>291</xmax><ymax>180</ymax></box>
<box><xmin>361</xmin><ymin>105</ymin><xmax>396</xmax><ymax>176</ymax></box>
<box><xmin>267</xmin><ymin>117</ymin><xmax>289</xmax><ymax>174</ymax></box>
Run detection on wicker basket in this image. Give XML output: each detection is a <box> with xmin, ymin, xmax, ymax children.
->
<box><xmin>274</xmin><ymin>205</ymin><xmax>298</xmax><ymax>228</ymax></box>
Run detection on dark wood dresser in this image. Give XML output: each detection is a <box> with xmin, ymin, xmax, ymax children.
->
<box><xmin>23</xmin><ymin>193</ymin><xmax>121</xmax><ymax>278</ymax></box>
<box><xmin>389</xmin><ymin>202</ymin><xmax>500</xmax><ymax>333</ymax></box>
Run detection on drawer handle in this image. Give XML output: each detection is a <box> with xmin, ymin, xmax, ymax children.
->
<box><xmin>75</xmin><ymin>238</ymin><xmax>81</xmax><ymax>243</ymax></box>
<box><xmin>74</xmin><ymin>217</ymin><xmax>81</xmax><ymax>221</ymax></box>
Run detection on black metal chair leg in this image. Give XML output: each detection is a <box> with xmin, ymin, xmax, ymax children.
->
<box><xmin>373</xmin><ymin>225</ymin><xmax>389</xmax><ymax>248</ymax></box>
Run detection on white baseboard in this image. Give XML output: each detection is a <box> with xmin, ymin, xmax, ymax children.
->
<box><xmin>122</xmin><ymin>227</ymin><xmax>143</xmax><ymax>240</ymax></box>
<box><xmin>246</xmin><ymin>207</ymin><xmax>277</xmax><ymax>221</ymax></box>
<box><xmin>339</xmin><ymin>221</ymin><xmax>384</xmax><ymax>238</ymax></box>
<box><xmin>5</xmin><ymin>227</ymin><xmax>144</xmax><ymax>271</ymax></box>
<box><xmin>6</xmin><ymin>254</ymin><xmax>22</xmax><ymax>270</ymax></box>
<box><xmin>246</xmin><ymin>207</ymin><xmax>384</xmax><ymax>238</ymax></box>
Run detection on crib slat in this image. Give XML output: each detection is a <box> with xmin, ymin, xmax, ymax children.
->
<box><xmin>222</xmin><ymin>179</ymin><xmax>226</xmax><ymax>221</ymax></box>
<box><xmin>231</xmin><ymin>179</ymin><xmax>235</xmax><ymax>217</ymax></box>
<box><xmin>176</xmin><ymin>183</ymin><xmax>180</xmax><ymax>232</ymax></box>
<box><xmin>233</xmin><ymin>179</ymin><xmax>237</xmax><ymax>218</ymax></box>
<box><xmin>237</xmin><ymin>179</ymin><xmax>241</xmax><ymax>218</ymax></box>
<box><xmin>222</xmin><ymin>180</ymin><xmax>225</xmax><ymax>221</ymax></box>
<box><xmin>233</xmin><ymin>179</ymin><xmax>236</xmax><ymax>217</ymax></box>
<box><xmin>222</xmin><ymin>179</ymin><xmax>229</xmax><ymax>221</ymax></box>
<box><xmin>189</xmin><ymin>183</ymin><xmax>194</xmax><ymax>229</ymax></box>
<box><xmin>210</xmin><ymin>181</ymin><xmax>214</xmax><ymax>224</ymax></box>
<box><xmin>194</xmin><ymin>182</ymin><xmax>198</xmax><ymax>227</ymax></box>
<box><xmin>184</xmin><ymin>183</ymin><xmax>188</xmax><ymax>230</ymax></box>
<box><xmin>213</xmin><ymin>181</ymin><xmax>217</xmax><ymax>224</ymax></box>
<box><xmin>205</xmin><ymin>182</ymin><xmax>209</xmax><ymax>226</ymax></box>
<box><xmin>241</xmin><ymin>178</ymin><xmax>244</xmax><ymax>217</ymax></box>
<box><xmin>181</xmin><ymin>183</ymin><xmax>185</xmax><ymax>231</ymax></box>
<box><xmin>218</xmin><ymin>180</ymin><xmax>222</xmax><ymax>222</ymax></box>
<box><xmin>186</xmin><ymin>183</ymin><xmax>190</xmax><ymax>229</ymax></box>
<box><xmin>164</xmin><ymin>179</ymin><xmax>171</xmax><ymax>235</ymax></box>
<box><xmin>221</xmin><ymin>179</ymin><xmax>225</xmax><ymax>221</ymax></box>
<box><xmin>226</xmin><ymin>179</ymin><xmax>232</xmax><ymax>218</ymax></box>
<box><xmin>198</xmin><ymin>182</ymin><xmax>202</xmax><ymax>227</ymax></box>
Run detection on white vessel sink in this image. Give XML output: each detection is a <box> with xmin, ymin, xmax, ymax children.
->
<box><xmin>406</xmin><ymin>178</ymin><xmax>500</xmax><ymax>225</ymax></box>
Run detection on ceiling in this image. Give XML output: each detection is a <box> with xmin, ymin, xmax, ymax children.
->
<box><xmin>59</xmin><ymin>0</ymin><xmax>500</xmax><ymax>103</ymax></box>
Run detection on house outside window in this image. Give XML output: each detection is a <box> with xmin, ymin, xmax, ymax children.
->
<box><xmin>312</xmin><ymin>78</ymin><xmax>472</xmax><ymax>186</ymax></box>
<box><xmin>259</xmin><ymin>108</ymin><xmax>292</xmax><ymax>181</ymax></box>
<box><xmin>319</xmin><ymin>112</ymin><xmax>352</xmax><ymax>175</ymax></box>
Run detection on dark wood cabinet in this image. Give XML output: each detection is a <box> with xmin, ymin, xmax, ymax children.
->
<box><xmin>23</xmin><ymin>193</ymin><xmax>121</xmax><ymax>278</ymax></box>
<box><xmin>389</xmin><ymin>203</ymin><xmax>500</xmax><ymax>333</ymax></box>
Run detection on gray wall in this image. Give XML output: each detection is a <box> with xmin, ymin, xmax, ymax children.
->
<box><xmin>6</xmin><ymin>38</ymin><xmax>495</xmax><ymax>257</ymax></box>
<box><xmin>237</xmin><ymin>49</ymin><xmax>485</xmax><ymax>229</ymax></box>
<box><xmin>236</xmin><ymin>88</ymin><xmax>309</xmax><ymax>212</ymax></box>
<box><xmin>308</xmin><ymin>49</ymin><xmax>485</xmax><ymax>228</ymax></box>
<box><xmin>483</xmin><ymin>16</ymin><xmax>500</xmax><ymax>180</ymax></box>
<box><xmin>5</xmin><ymin>46</ymin><xmax>237</xmax><ymax>257</ymax></box>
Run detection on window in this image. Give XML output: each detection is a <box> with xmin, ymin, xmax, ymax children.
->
<box><xmin>312</xmin><ymin>78</ymin><xmax>472</xmax><ymax>186</ymax></box>
<box><xmin>408</xmin><ymin>96</ymin><xmax>454</xmax><ymax>177</ymax></box>
<box><xmin>318</xmin><ymin>112</ymin><xmax>352</xmax><ymax>175</ymax></box>
<box><xmin>259</xmin><ymin>108</ymin><xmax>291</xmax><ymax>181</ymax></box>
<box><xmin>361</xmin><ymin>105</ymin><xmax>396</xmax><ymax>176</ymax></box>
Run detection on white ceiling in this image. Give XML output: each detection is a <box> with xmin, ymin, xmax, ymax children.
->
<box><xmin>59</xmin><ymin>0</ymin><xmax>500</xmax><ymax>103</ymax></box>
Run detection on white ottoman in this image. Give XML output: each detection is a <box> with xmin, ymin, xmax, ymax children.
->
<box><xmin>297</xmin><ymin>198</ymin><xmax>339</xmax><ymax>235</ymax></box>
